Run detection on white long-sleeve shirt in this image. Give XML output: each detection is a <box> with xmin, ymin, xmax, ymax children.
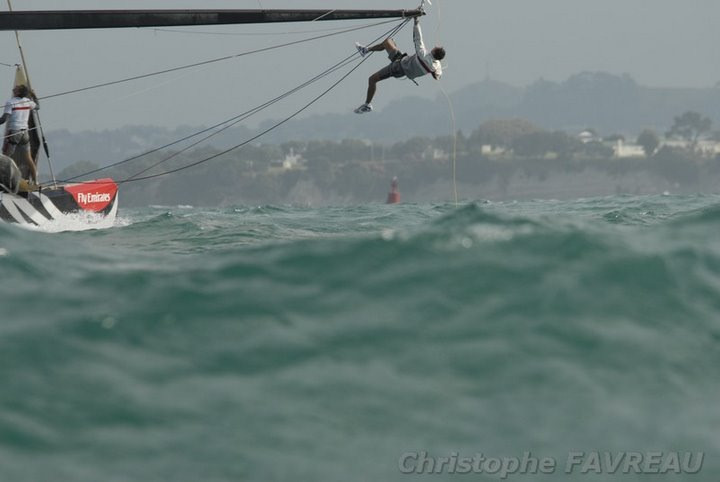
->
<box><xmin>399</xmin><ymin>22</ymin><xmax>443</xmax><ymax>80</ymax></box>
<box><xmin>3</xmin><ymin>96</ymin><xmax>37</xmax><ymax>131</ymax></box>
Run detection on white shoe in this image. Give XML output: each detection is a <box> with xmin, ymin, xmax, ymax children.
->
<box><xmin>354</xmin><ymin>103</ymin><xmax>373</xmax><ymax>114</ymax></box>
<box><xmin>355</xmin><ymin>42</ymin><xmax>369</xmax><ymax>57</ymax></box>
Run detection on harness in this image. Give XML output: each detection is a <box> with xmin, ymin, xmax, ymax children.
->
<box><xmin>417</xmin><ymin>57</ymin><xmax>435</xmax><ymax>76</ymax></box>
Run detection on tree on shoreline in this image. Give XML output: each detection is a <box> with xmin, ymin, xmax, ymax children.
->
<box><xmin>666</xmin><ymin>111</ymin><xmax>712</xmax><ymax>150</ymax></box>
<box><xmin>637</xmin><ymin>130</ymin><xmax>660</xmax><ymax>157</ymax></box>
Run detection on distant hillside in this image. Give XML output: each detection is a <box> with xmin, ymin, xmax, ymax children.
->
<box><xmin>264</xmin><ymin>72</ymin><xmax>720</xmax><ymax>141</ymax></box>
<box><xmin>515</xmin><ymin>72</ymin><xmax>720</xmax><ymax>134</ymax></box>
<box><xmin>45</xmin><ymin>72</ymin><xmax>720</xmax><ymax>171</ymax></box>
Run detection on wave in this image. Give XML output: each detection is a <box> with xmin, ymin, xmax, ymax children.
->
<box><xmin>2</xmin><ymin>197</ymin><xmax>720</xmax><ymax>481</ymax></box>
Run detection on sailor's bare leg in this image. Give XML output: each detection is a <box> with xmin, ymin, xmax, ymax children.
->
<box><xmin>24</xmin><ymin>151</ymin><xmax>37</xmax><ymax>183</ymax></box>
<box><xmin>18</xmin><ymin>148</ymin><xmax>37</xmax><ymax>183</ymax></box>
<box><xmin>365</xmin><ymin>71</ymin><xmax>383</xmax><ymax>104</ymax></box>
<box><xmin>367</xmin><ymin>38</ymin><xmax>398</xmax><ymax>54</ymax></box>
<box><xmin>363</xmin><ymin>38</ymin><xmax>399</xmax><ymax>104</ymax></box>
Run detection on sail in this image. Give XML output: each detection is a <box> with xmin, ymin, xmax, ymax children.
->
<box><xmin>0</xmin><ymin>9</ymin><xmax>421</xmax><ymax>31</ymax></box>
<box><xmin>13</xmin><ymin>64</ymin><xmax>26</xmax><ymax>87</ymax></box>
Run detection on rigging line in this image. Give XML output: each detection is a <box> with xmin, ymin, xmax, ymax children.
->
<box><xmin>0</xmin><ymin>61</ymin><xmax>17</xmax><ymax>67</ymax></box>
<box><xmin>102</xmin><ymin>68</ymin><xmax>200</xmax><ymax>105</ymax></box>
<box><xmin>121</xmin><ymin>59</ymin><xmax>366</xmax><ymax>183</ymax></box>
<box><xmin>2</xmin><ymin>125</ymin><xmax>39</xmax><ymax>140</ymax></box>
<box><xmin>39</xmin><ymin>19</ymin><xmax>400</xmax><ymax>101</ymax></box>
<box><xmin>118</xmin><ymin>20</ymin><xmax>411</xmax><ymax>185</ymax></box>
<box><xmin>434</xmin><ymin>0</ymin><xmax>443</xmax><ymax>44</ymax></box>
<box><xmin>126</xmin><ymin>60</ymin><xmax>361</xmax><ymax>181</ymax></box>
<box><xmin>6</xmin><ymin>0</ymin><xmax>56</xmax><ymax>185</ymax></box>
<box><xmin>312</xmin><ymin>10</ymin><xmax>337</xmax><ymax>22</ymax></box>
<box><xmin>427</xmin><ymin>0</ymin><xmax>453</xmax><ymax>203</ymax></box>
<box><xmin>62</xmin><ymin>45</ymin><xmax>365</xmax><ymax>183</ymax></box>
<box><xmin>121</xmin><ymin>20</ymin><xmax>408</xmax><ymax>183</ymax></box>
<box><xmin>151</xmin><ymin>21</ymin><xmax>388</xmax><ymax>36</ymax></box>
<box><xmin>123</xmin><ymin>55</ymin><xmax>361</xmax><ymax>181</ymax></box>
<box><xmin>61</xmin><ymin>19</ymin><xmax>408</xmax><ymax>184</ymax></box>
<box><xmin>438</xmin><ymin>83</ymin><xmax>458</xmax><ymax>205</ymax></box>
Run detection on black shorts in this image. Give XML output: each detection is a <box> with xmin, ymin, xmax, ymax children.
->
<box><xmin>2</xmin><ymin>129</ymin><xmax>30</xmax><ymax>156</ymax></box>
<box><xmin>376</xmin><ymin>47</ymin><xmax>406</xmax><ymax>80</ymax></box>
<box><xmin>7</xmin><ymin>130</ymin><xmax>29</xmax><ymax>145</ymax></box>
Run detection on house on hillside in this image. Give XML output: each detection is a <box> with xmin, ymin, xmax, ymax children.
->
<box><xmin>612</xmin><ymin>139</ymin><xmax>645</xmax><ymax>158</ymax></box>
<box><xmin>481</xmin><ymin>145</ymin><xmax>508</xmax><ymax>156</ymax></box>
<box><xmin>696</xmin><ymin>140</ymin><xmax>720</xmax><ymax>156</ymax></box>
<box><xmin>663</xmin><ymin>139</ymin><xmax>720</xmax><ymax>156</ymax></box>
<box><xmin>578</xmin><ymin>130</ymin><xmax>601</xmax><ymax>144</ymax></box>
<box><xmin>270</xmin><ymin>148</ymin><xmax>305</xmax><ymax>170</ymax></box>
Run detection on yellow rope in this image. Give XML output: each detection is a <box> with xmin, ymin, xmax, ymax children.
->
<box><xmin>439</xmin><ymin>82</ymin><xmax>458</xmax><ymax>205</ymax></box>
<box><xmin>432</xmin><ymin>0</ymin><xmax>458</xmax><ymax>205</ymax></box>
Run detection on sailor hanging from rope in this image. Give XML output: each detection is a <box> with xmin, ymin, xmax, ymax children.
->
<box><xmin>354</xmin><ymin>14</ymin><xmax>445</xmax><ymax>114</ymax></box>
<box><xmin>0</xmin><ymin>84</ymin><xmax>39</xmax><ymax>183</ymax></box>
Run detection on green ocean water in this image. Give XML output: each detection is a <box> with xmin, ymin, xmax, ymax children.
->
<box><xmin>1</xmin><ymin>195</ymin><xmax>719</xmax><ymax>481</ymax></box>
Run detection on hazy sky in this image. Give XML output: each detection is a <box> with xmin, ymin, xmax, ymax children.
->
<box><xmin>2</xmin><ymin>0</ymin><xmax>719</xmax><ymax>132</ymax></box>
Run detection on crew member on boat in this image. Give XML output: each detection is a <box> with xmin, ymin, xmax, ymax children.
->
<box><xmin>354</xmin><ymin>16</ymin><xmax>445</xmax><ymax>114</ymax></box>
<box><xmin>0</xmin><ymin>84</ymin><xmax>39</xmax><ymax>183</ymax></box>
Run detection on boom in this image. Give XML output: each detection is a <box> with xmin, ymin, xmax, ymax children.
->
<box><xmin>0</xmin><ymin>9</ymin><xmax>421</xmax><ymax>31</ymax></box>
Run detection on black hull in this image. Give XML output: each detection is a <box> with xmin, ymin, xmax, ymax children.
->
<box><xmin>0</xmin><ymin>183</ymin><xmax>118</xmax><ymax>228</ymax></box>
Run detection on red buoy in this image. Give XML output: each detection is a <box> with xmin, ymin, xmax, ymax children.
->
<box><xmin>386</xmin><ymin>176</ymin><xmax>400</xmax><ymax>204</ymax></box>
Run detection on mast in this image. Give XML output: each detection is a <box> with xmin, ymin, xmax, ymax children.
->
<box><xmin>5</xmin><ymin>0</ymin><xmax>56</xmax><ymax>185</ymax></box>
<box><xmin>0</xmin><ymin>9</ymin><xmax>422</xmax><ymax>31</ymax></box>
